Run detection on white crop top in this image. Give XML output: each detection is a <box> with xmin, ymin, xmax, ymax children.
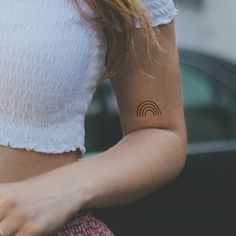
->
<box><xmin>0</xmin><ymin>0</ymin><xmax>178</xmax><ymax>156</ymax></box>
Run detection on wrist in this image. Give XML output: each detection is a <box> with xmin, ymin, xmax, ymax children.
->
<box><xmin>49</xmin><ymin>166</ymin><xmax>94</xmax><ymax>212</ymax></box>
<box><xmin>73</xmin><ymin>180</ymin><xmax>94</xmax><ymax>210</ymax></box>
<box><xmin>19</xmin><ymin>167</ymin><xmax>92</xmax><ymax>214</ymax></box>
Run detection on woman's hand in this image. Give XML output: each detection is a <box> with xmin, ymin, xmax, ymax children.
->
<box><xmin>0</xmin><ymin>172</ymin><xmax>84</xmax><ymax>236</ymax></box>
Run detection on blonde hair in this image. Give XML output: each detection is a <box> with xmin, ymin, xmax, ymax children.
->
<box><xmin>70</xmin><ymin>0</ymin><xmax>162</xmax><ymax>81</ymax></box>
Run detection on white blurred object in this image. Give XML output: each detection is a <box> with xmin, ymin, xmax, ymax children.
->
<box><xmin>175</xmin><ymin>0</ymin><xmax>236</xmax><ymax>63</ymax></box>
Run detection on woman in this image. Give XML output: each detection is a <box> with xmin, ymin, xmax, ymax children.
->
<box><xmin>0</xmin><ymin>0</ymin><xmax>187</xmax><ymax>235</ymax></box>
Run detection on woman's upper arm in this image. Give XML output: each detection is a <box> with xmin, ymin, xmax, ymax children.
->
<box><xmin>110</xmin><ymin>21</ymin><xmax>186</xmax><ymax>137</ymax></box>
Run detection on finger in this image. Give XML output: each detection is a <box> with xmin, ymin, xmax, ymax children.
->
<box><xmin>0</xmin><ymin>208</ymin><xmax>6</xmax><ymax>222</ymax></box>
<box><xmin>13</xmin><ymin>222</ymin><xmax>41</xmax><ymax>236</ymax></box>
<box><xmin>0</xmin><ymin>209</ymin><xmax>25</xmax><ymax>236</ymax></box>
<box><xmin>0</xmin><ymin>198</ymin><xmax>14</xmax><ymax>222</ymax></box>
<box><xmin>0</xmin><ymin>218</ymin><xmax>19</xmax><ymax>236</ymax></box>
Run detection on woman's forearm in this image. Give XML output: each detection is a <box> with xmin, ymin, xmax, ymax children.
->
<box><xmin>29</xmin><ymin>128</ymin><xmax>187</xmax><ymax>212</ymax></box>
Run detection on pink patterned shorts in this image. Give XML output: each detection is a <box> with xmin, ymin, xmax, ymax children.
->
<box><xmin>51</xmin><ymin>209</ymin><xmax>115</xmax><ymax>236</ymax></box>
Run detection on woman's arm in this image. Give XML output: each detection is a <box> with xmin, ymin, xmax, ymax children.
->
<box><xmin>29</xmin><ymin>20</ymin><xmax>187</xmax><ymax>210</ymax></box>
<box><xmin>0</xmin><ymin>20</ymin><xmax>186</xmax><ymax>236</ymax></box>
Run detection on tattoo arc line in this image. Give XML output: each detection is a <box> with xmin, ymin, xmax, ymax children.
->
<box><xmin>136</xmin><ymin>100</ymin><xmax>162</xmax><ymax>117</ymax></box>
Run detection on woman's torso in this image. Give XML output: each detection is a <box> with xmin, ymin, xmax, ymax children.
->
<box><xmin>0</xmin><ymin>0</ymin><xmax>106</xmax><ymax>183</ymax></box>
<box><xmin>0</xmin><ymin>145</ymin><xmax>82</xmax><ymax>183</ymax></box>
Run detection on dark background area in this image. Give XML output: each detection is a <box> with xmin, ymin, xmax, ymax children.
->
<box><xmin>84</xmin><ymin>50</ymin><xmax>236</xmax><ymax>235</ymax></box>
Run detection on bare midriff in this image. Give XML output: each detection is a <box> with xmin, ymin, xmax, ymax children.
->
<box><xmin>0</xmin><ymin>145</ymin><xmax>82</xmax><ymax>183</ymax></box>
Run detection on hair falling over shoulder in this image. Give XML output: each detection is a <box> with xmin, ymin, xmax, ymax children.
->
<box><xmin>70</xmin><ymin>0</ymin><xmax>163</xmax><ymax>81</ymax></box>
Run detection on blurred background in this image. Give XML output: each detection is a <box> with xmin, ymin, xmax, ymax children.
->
<box><xmin>176</xmin><ymin>0</ymin><xmax>236</xmax><ymax>63</ymax></box>
<box><xmin>84</xmin><ymin>1</ymin><xmax>236</xmax><ymax>235</ymax></box>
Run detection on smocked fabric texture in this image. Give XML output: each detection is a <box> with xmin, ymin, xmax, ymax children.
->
<box><xmin>0</xmin><ymin>0</ymin><xmax>178</xmax><ymax>155</ymax></box>
<box><xmin>51</xmin><ymin>209</ymin><xmax>115</xmax><ymax>236</ymax></box>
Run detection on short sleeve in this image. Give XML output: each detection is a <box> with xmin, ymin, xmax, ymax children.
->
<box><xmin>135</xmin><ymin>0</ymin><xmax>178</xmax><ymax>28</ymax></box>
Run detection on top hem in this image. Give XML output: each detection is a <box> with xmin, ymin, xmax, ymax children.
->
<box><xmin>0</xmin><ymin>141</ymin><xmax>86</xmax><ymax>156</ymax></box>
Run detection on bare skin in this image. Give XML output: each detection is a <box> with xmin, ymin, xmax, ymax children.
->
<box><xmin>0</xmin><ymin>145</ymin><xmax>81</xmax><ymax>183</ymax></box>
<box><xmin>0</xmin><ymin>21</ymin><xmax>187</xmax><ymax>236</ymax></box>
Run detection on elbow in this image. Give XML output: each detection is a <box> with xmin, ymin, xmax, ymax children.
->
<box><xmin>159</xmin><ymin>124</ymin><xmax>188</xmax><ymax>183</ymax></box>
<box><xmin>148</xmin><ymin>127</ymin><xmax>187</xmax><ymax>192</ymax></box>
<box><xmin>171</xmin><ymin>127</ymin><xmax>188</xmax><ymax>179</ymax></box>
<box><xmin>176</xmin><ymin>139</ymin><xmax>187</xmax><ymax>178</ymax></box>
